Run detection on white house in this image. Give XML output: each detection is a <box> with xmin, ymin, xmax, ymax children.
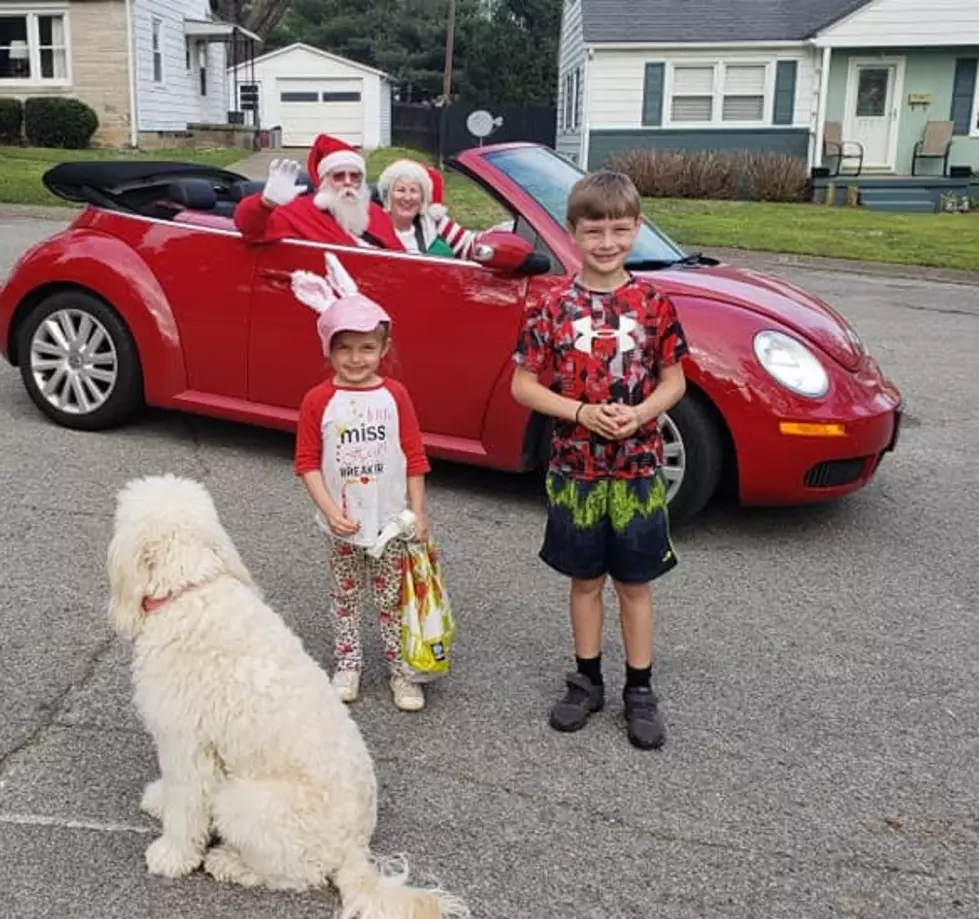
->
<box><xmin>228</xmin><ymin>42</ymin><xmax>393</xmax><ymax>149</ymax></box>
<box><xmin>0</xmin><ymin>0</ymin><xmax>260</xmax><ymax>146</ymax></box>
<box><xmin>557</xmin><ymin>0</ymin><xmax>979</xmax><ymax>176</ymax></box>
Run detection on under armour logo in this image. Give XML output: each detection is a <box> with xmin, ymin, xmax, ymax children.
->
<box><xmin>573</xmin><ymin>316</ymin><xmax>637</xmax><ymax>355</ymax></box>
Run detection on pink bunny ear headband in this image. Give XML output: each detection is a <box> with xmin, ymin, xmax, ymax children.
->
<box><xmin>291</xmin><ymin>253</ymin><xmax>392</xmax><ymax>356</ymax></box>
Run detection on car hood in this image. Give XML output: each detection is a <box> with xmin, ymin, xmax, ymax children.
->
<box><xmin>640</xmin><ymin>263</ymin><xmax>863</xmax><ymax>371</ymax></box>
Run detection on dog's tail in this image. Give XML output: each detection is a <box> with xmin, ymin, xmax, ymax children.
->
<box><xmin>334</xmin><ymin>850</ymin><xmax>469</xmax><ymax>919</ymax></box>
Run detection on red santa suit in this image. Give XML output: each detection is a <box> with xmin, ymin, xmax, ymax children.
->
<box><xmin>235</xmin><ymin>134</ymin><xmax>404</xmax><ymax>251</ymax></box>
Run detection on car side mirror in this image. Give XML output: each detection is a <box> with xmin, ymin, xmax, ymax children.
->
<box><xmin>472</xmin><ymin>230</ymin><xmax>550</xmax><ymax>277</ymax></box>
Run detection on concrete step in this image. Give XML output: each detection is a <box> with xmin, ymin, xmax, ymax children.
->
<box><xmin>861</xmin><ymin>199</ymin><xmax>938</xmax><ymax>213</ymax></box>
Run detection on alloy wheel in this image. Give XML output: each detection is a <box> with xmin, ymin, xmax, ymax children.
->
<box><xmin>659</xmin><ymin>411</ymin><xmax>686</xmax><ymax>504</ymax></box>
<box><xmin>29</xmin><ymin>308</ymin><xmax>119</xmax><ymax>415</ymax></box>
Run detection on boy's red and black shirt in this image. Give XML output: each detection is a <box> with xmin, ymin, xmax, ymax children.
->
<box><xmin>513</xmin><ymin>275</ymin><xmax>689</xmax><ymax>481</ymax></box>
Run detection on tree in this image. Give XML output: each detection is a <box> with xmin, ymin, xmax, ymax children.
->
<box><xmin>210</xmin><ymin>0</ymin><xmax>293</xmax><ymax>40</ymax></box>
<box><xmin>270</xmin><ymin>0</ymin><xmax>478</xmax><ymax>103</ymax></box>
<box><xmin>256</xmin><ymin>0</ymin><xmax>562</xmax><ymax>106</ymax></box>
<box><xmin>457</xmin><ymin>0</ymin><xmax>561</xmax><ymax>105</ymax></box>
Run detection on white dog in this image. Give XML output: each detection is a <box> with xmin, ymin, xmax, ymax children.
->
<box><xmin>106</xmin><ymin>473</ymin><xmax>467</xmax><ymax>919</ymax></box>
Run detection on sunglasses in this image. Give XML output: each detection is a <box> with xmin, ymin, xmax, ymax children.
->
<box><xmin>328</xmin><ymin>170</ymin><xmax>363</xmax><ymax>184</ymax></box>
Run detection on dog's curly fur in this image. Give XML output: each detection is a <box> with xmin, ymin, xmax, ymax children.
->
<box><xmin>107</xmin><ymin>473</ymin><xmax>468</xmax><ymax>919</ymax></box>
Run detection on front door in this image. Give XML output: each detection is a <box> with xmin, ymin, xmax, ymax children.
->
<box><xmin>845</xmin><ymin>59</ymin><xmax>903</xmax><ymax>169</ymax></box>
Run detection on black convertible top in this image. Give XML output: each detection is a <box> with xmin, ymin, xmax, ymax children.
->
<box><xmin>42</xmin><ymin>160</ymin><xmax>249</xmax><ymax>205</ymax></box>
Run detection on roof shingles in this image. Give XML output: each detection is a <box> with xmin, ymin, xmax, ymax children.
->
<box><xmin>580</xmin><ymin>0</ymin><xmax>874</xmax><ymax>44</ymax></box>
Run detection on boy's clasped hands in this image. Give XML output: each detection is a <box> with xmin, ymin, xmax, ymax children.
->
<box><xmin>577</xmin><ymin>401</ymin><xmax>644</xmax><ymax>440</ymax></box>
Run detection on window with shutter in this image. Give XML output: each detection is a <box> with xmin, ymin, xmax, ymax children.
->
<box><xmin>722</xmin><ymin>64</ymin><xmax>766</xmax><ymax>122</ymax></box>
<box><xmin>670</xmin><ymin>65</ymin><xmax>715</xmax><ymax>123</ymax></box>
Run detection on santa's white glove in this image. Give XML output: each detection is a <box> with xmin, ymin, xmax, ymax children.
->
<box><xmin>261</xmin><ymin>158</ymin><xmax>307</xmax><ymax>208</ymax></box>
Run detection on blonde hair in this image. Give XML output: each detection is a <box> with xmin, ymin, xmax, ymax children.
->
<box><xmin>566</xmin><ymin>170</ymin><xmax>641</xmax><ymax>228</ymax></box>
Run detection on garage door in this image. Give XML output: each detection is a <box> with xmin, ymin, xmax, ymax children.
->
<box><xmin>276</xmin><ymin>78</ymin><xmax>364</xmax><ymax>148</ymax></box>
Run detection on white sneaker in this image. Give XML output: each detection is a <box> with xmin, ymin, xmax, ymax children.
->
<box><xmin>333</xmin><ymin>669</ymin><xmax>361</xmax><ymax>703</ymax></box>
<box><xmin>390</xmin><ymin>672</ymin><xmax>425</xmax><ymax>712</ymax></box>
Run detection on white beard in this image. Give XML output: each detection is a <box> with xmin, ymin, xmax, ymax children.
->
<box><xmin>313</xmin><ymin>184</ymin><xmax>370</xmax><ymax>238</ymax></box>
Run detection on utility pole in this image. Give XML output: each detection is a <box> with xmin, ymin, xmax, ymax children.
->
<box><xmin>441</xmin><ymin>0</ymin><xmax>456</xmax><ymax>103</ymax></box>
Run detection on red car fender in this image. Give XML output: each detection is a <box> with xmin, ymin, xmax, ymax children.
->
<box><xmin>2</xmin><ymin>228</ymin><xmax>186</xmax><ymax>403</ymax></box>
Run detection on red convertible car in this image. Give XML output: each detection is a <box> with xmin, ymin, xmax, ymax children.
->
<box><xmin>0</xmin><ymin>142</ymin><xmax>901</xmax><ymax>524</ymax></box>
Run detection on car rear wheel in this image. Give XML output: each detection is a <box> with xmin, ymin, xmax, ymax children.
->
<box><xmin>17</xmin><ymin>290</ymin><xmax>143</xmax><ymax>431</ymax></box>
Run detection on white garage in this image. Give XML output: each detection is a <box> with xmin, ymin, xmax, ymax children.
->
<box><xmin>228</xmin><ymin>42</ymin><xmax>392</xmax><ymax>149</ymax></box>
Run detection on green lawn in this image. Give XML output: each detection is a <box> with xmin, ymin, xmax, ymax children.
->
<box><xmin>365</xmin><ymin>147</ymin><xmax>979</xmax><ymax>273</ymax></box>
<box><xmin>0</xmin><ymin>145</ymin><xmax>246</xmax><ymax>207</ymax></box>
<box><xmin>644</xmin><ymin>198</ymin><xmax>979</xmax><ymax>273</ymax></box>
<box><xmin>5</xmin><ymin>143</ymin><xmax>978</xmax><ymax>273</ymax></box>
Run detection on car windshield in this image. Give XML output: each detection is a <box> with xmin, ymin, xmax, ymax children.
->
<box><xmin>483</xmin><ymin>145</ymin><xmax>685</xmax><ymax>267</ymax></box>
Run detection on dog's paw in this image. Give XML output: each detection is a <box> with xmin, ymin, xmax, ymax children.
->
<box><xmin>204</xmin><ymin>845</ymin><xmax>262</xmax><ymax>888</ymax></box>
<box><xmin>145</xmin><ymin>836</ymin><xmax>202</xmax><ymax>878</ymax></box>
<box><xmin>140</xmin><ymin>779</ymin><xmax>164</xmax><ymax>821</ymax></box>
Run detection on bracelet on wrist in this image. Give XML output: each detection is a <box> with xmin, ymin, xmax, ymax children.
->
<box><xmin>574</xmin><ymin>402</ymin><xmax>585</xmax><ymax>423</ymax></box>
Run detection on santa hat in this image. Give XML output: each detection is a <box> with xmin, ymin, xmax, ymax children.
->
<box><xmin>290</xmin><ymin>253</ymin><xmax>390</xmax><ymax>356</ymax></box>
<box><xmin>376</xmin><ymin>158</ymin><xmax>447</xmax><ymax>221</ymax></box>
<box><xmin>307</xmin><ymin>134</ymin><xmax>366</xmax><ymax>182</ymax></box>
<box><xmin>427</xmin><ymin>167</ymin><xmax>446</xmax><ymax>222</ymax></box>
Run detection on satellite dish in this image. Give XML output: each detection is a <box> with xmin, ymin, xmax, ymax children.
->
<box><xmin>466</xmin><ymin>109</ymin><xmax>503</xmax><ymax>145</ymax></box>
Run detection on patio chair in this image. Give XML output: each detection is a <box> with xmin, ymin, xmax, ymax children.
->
<box><xmin>911</xmin><ymin>121</ymin><xmax>954</xmax><ymax>176</ymax></box>
<box><xmin>823</xmin><ymin>121</ymin><xmax>864</xmax><ymax>177</ymax></box>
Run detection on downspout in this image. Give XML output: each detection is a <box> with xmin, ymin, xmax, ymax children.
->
<box><xmin>125</xmin><ymin>0</ymin><xmax>138</xmax><ymax>147</ymax></box>
<box><xmin>581</xmin><ymin>46</ymin><xmax>593</xmax><ymax>169</ymax></box>
<box><xmin>813</xmin><ymin>44</ymin><xmax>832</xmax><ymax>170</ymax></box>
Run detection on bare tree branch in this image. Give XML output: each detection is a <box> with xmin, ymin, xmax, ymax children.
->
<box><xmin>246</xmin><ymin>0</ymin><xmax>293</xmax><ymax>38</ymax></box>
<box><xmin>210</xmin><ymin>0</ymin><xmax>292</xmax><ymax>40</ymax></box>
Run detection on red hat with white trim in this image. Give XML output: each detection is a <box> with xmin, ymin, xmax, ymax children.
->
<box><xmin>426</xmin><ymin>166</ymin><xmax>446</xmax><ymax>221</ymax></box>
<box><xmin>306</xmin><ymin>134</ymin><xmax>366</xmax><ymax>182</ymax></box>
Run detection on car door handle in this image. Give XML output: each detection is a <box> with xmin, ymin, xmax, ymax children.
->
<box><xmin>258</xmin><ymin>268</ymin><xmax>293</xmax><ymax>284</ymax></box>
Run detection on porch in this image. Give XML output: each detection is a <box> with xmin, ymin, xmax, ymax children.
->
<box><xmin>810</xmin><ymin>173</ymin><xmax>979</xmax><ymax>212</ymax></box>
<box><xmin>809</xmin><ymin>41</ymin><xmax>979</xmax><ymax>210</ymax></box>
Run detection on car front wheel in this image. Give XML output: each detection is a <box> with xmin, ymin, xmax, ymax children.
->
<box><xmin>16</xmin><ymin>289</ymin><xmax>143</xmax><ymax>431</ymax></box>
<box><xmin>660</xmin><ymin>394</ymin><xmax>724</xmax><ymax>526</ymax></box>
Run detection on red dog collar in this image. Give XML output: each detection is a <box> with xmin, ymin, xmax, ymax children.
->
<box><xmin>141</xmin><ymin>582</ymin><xmax>205</xmax><ymax>616</ymax></box>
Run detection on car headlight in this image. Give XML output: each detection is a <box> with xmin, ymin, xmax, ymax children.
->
<box><xmin>753</xmin><ymin>331</ymin><xmax>829</xmax><ymax>398</ymax></box>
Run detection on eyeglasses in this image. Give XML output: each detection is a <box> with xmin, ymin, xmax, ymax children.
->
<box><xmin>328</xmin><ymin>170</ymin><xmax>363</xmax><ymax>184</ymax></box>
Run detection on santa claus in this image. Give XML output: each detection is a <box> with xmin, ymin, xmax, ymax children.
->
<box><xmin>234</xmin><ymin>134</ymin><xmax>404</xmax><ymax>251</ymax></box>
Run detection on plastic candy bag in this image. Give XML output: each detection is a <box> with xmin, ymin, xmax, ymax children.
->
<box><xmin>400</xmin><ymin>540</ymin><xmax>456</xmax><ymax>682</ymax></box>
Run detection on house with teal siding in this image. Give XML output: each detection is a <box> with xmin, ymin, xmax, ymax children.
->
<box><xmin>556</xmin><ymin>0</ymin><xmax>979</xmax><ymax>183</ymax></box>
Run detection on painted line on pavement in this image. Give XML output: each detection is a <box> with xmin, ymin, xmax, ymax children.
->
<box><xmin>0</xmin><ymin>812</ymin><xmax>154</xmax><ymax>835</ymax></box>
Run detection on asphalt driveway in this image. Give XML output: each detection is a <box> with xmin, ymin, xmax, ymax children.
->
<box><xmin>1</xmin><ymin>213</ymin><xmax>977</xmax><ymax>918</ymax></box>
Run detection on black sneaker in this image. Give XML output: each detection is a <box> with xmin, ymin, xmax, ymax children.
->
<box><xmin>549</xmin><ymin>672</ymin><xmax>605</xmax><ymax>732</ymax></box>
<box><xmin>623</xmin><ymin>686</ymin><xmax>666</xmax><ymax>749</ymax></box>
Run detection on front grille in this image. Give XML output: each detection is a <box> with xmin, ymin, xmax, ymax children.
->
<box><xmin>804</xmin><ymin>458</ymin><xmax>866</xmax><ymax>488</ymax></box>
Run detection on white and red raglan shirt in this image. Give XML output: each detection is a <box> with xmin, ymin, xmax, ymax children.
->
<box><xmin>294</xmin><ymin>378</ymin><xmax>430</xmax><ymax>548</ymax></box>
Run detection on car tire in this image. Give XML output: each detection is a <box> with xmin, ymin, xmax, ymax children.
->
<box><xmin>16</xmin><ymin>289</ymin><xmax>143</xmax><ymax>431</ymax></box>
<box><xmin>662</xmin><ymin>394</ymin><xmax>724</xmax><ymax>527</ymax></box>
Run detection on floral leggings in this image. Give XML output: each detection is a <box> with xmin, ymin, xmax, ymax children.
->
<box><xmin>329</xmin><ymin>538</ymin><xmax>405</xmax><ymax>674</ymax></box>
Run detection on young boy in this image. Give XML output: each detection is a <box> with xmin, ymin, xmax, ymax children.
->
<box><xmin>510</xmin><ymin>170</ymin><xmax>688</xmax><ymax>750</ymax></box>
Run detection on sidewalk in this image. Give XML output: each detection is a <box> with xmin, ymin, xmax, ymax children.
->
<box><xmin>227</xmin><ymin>147</ymin><xmax>311</xmax><ymax>180</ymax></box>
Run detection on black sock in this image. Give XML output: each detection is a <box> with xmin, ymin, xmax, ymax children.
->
<box><xmin>625</xmin><ymin>664</ymin><xmax>652</xmax><ymax>690</ymax></box>
<box><xmin>576</xmin><ymin>655</ymin><xmax>603</xmax><ymax>686</ymax></box>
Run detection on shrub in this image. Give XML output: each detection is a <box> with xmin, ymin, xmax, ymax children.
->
<box><xmin>0</xmin><ymin>98</ymin><xmax>23</xmax><ymax>144</ymax></box>
<box><xmin>24</xmin><ymin>96</ymin><xmax>99</xmax><ymax>149</ymax></box>
<box><xmin>605</xmin><ymin>148</ymin><xmax>809</xmax><ymax>203</ymax></box>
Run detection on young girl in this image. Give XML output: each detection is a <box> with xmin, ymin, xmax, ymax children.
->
<box><xmin>292</xmin><ymin>253</ymin><xmax>430</xmax><ymax>712</ymax></box>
